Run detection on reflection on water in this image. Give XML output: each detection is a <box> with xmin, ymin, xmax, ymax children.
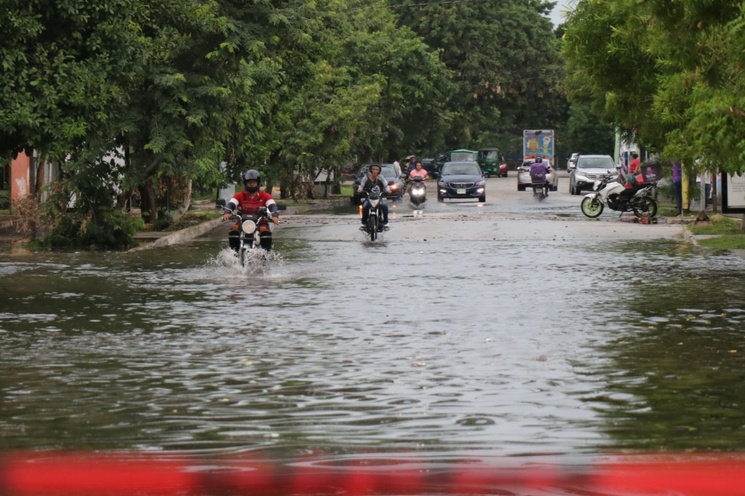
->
<box><xmin>578</xmin><ymin>240</ymin><xmax>745</xmax><ymax>452</ymax></box>
<box><xmin>2</xmin><ymin>230</ymin><xmax>745</xmax><ymax>470</ymax></box>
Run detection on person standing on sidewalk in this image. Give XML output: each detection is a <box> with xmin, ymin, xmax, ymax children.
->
<box><xmin>672</xmin><ymin>163</ymin><xmax>682</xmax><ymax>216</ymax></box>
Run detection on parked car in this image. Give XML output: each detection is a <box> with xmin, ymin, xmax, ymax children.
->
<box><xmin>437</xmin><ymin>161</ymin><xmax>486</xmax><ymax>202</ymax></box>
<box><xmin>567</xmin><ymin>153</ymin><xmax>579</xmax><ymax>170</ymax></box>
<box><xmin>516</xmin><ymin>159</ymin><xmax>558</xmax><ymax>191</ymax></box>
<box><xmin>350</xmin><ymin>163</ymin><xmax>405</xmax><ymax>205</ymax></box>
<box><xmin>568</xmin><ymin>154</ymin><xmax>616</xmax><ymax>195</ymax></box>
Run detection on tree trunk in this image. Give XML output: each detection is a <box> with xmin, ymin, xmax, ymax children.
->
<box><xmin>171</xmin><ymin>179</ymin><xmax>192</xmax><ymax>224</ymax></box>
<box><xmin>264</xmin><ymin>179</ymin><xmax>274</xmax><ymax>196</ymax></box>
<box><xmin>138</xmin><ymin>183</ymin><xmax>157</xmax><ymax>224</ymax></box>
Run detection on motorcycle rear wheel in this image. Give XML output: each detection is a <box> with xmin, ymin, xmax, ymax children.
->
<box><xmin>632</xmin><ymin>197</ymin><xmax>658</xmax><ymax>218</ymax></box>
<box><xmin>581</xmin><ymin>197</ymin><xmax>604</xmax><ymax>218</ymax></box>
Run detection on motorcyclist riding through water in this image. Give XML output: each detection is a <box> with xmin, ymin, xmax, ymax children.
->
<box><xmin>223</xmin><ymin>169</ymin><xmax>279</xmax><ymax>250</ymax></box>
<box><xmin>358</xmin><ymin>163</ymin><xmax>391</xmax><ymax>229</ymax></box>
<box><xmin>529</xmin><ymin>157</ymin><xmax>551</xmax><ymax>198</ymax></box>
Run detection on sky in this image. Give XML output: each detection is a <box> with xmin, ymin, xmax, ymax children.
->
<box><xmin>548</xmin><ymin>0</ymin><xmax>575</xmax><ymax>27</ymax></box>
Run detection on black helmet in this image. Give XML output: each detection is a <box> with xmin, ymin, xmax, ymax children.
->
<box><xmin>534</xmin><ymin>157</ymin><xmax>543</xmax><ymax>163</ymax></box>
<box><xmin>242</xmin><ymin>169</ymin><xmax>261</xmax><ymax>193</ymax></box>
<box><xmin>370</xmin><ymin>163</ymin><xmax>382</xmax><ymax>174</ymax></box>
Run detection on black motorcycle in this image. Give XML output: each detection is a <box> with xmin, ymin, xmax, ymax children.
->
<box><xmin>227</xmin><ymin>206</ymin><xmax>275</xmax><ymax>265</ymax></box>
<box><xmin>359</xmin><ymin>186</ymin><xmax>387</xmax><ymax>241</ymax></box>
<box><xmin>532</xmin><ymin>178</ymin><xmax>549</xmax><ymax>201</ymax></box>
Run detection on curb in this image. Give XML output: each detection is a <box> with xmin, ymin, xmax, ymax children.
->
<box><xmin>128</xmin><ymin>217</ymin><xmax>224</xmax><ymax>252</ymax></box>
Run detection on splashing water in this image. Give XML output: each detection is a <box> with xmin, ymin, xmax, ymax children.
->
<box><xmin>208</xmin><ymin>247</ymin><xmax>285</xmax><ymax>279</ymax></box>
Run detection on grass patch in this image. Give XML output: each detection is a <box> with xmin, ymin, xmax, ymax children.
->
<box><xmin>689</xmin><ymin>214</ymin><xmax>742</xmax><ymax>235</ymax></box>
<box><xmin>689</xmin><ymin>214</ymin><xmax>745</xmax><ymax>250</ymax></box>
<box><xmin>340</xmin><ymin>184</ymin><xmax>353</xmax><ymax>197</ymax></box>
<box><xmin>169</xmin><ymin>209</ymin><xmax>221</xmax><ymax>230</ymax></box>
<box><xmin>697</xmin><ymin>235</ymin><xmax>745</xmax><ymax>250</ymax></box>
<box><xmin>657</xmin><ymin>204</ymin><xmax>680</xmax><ymax>217</ymax></box>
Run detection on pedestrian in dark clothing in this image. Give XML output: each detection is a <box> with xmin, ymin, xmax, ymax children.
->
<box><xmin>672</xmin><ymin>163</ymin><xmax>682</xmax><ymax>216</ymax></box>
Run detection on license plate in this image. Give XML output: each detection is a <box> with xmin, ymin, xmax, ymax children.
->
<box><xmin>457</xmin><ymin>188</ymin><xmax>466</xmax><ymax>195</ymax></box>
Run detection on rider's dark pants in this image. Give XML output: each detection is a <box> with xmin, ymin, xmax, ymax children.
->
<box><xmin>259</xmin><ymin>233</ymin><xmax>272</xmax><ymax>251</ymax></box>
<box><xmin>361</xmin><ymin>200</ymin><xmax>389</xmax><ymax>224</ymax></box>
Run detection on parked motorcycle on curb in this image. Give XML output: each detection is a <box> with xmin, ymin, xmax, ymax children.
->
<box><xmin>580</xmin><ymin>173</ymin><xmax>658</xmax><ymax>220</ymax></box>
<box><xmin>359</xmin><ymin>186</ymin><xmax>388</xmax><ymax>241</ymax></box>
<box><xmin>227</xmin><ymin>206</ymin><xmax>275</xmax><ymax>265</ymax></box>
<box><xmin>408</xmin><ymin>176</ymin><xmax>426</xmax><ymax>211</ymax></box>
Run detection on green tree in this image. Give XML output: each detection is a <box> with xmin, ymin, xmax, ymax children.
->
<box><xmin>394</xmin><ymin>0</ymin><xmax>566</xmax><ymax>149</ymax></box>
<box><xmin>563</xmin><ymin>0</ymin><xmax>745</xmax><ymax>172</ymax></box>
<box><xmin>222</xmin><ymin>0</ymin><xmax>451</xmax><ymax>199</ymax></box>
<box><xmin>566</xmin><ymin>101</ymin><xmax>615</xmax><ymax>156</ymax></box>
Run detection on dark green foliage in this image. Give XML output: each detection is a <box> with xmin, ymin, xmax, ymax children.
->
<box><xmin>0</xmin><ymin>0</ymin><xmax>572</xmax><ymax>247</ymax></box>
<box><xmin>40</xmin><ymin>209</ymin><xmax>144</xmax><ymax>250</ymax></box>
<box><xmin>563</xmin><ymin>0</ymin><xmax>745</xmax><ymax>171</ymax></box>
<box><xmin>394</xmin><ymin>0</ymin><xmax>566</xmax><ymax>148</ymax></box>
<box><xmin>566</xmin><ymin>102</ymin><xmax>615</xmax><ymax>155</ymax></box>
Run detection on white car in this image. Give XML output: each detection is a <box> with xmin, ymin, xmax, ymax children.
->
<box><xmin>568</xmin><ymin>154</ymin><xmax>616</xmax><ymax>195</ymax></box>
<box><xmin>516</xmin><ymin>159</ymin><xmax>558</xmax><ymax>192</ymax></box>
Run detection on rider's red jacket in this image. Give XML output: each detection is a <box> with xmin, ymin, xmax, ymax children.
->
<box><xmin>226</xmin><ymin>190</ymin><xmax>278</xmax><ymax>216</ymax></box>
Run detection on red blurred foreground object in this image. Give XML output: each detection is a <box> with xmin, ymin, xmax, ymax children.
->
<box><xmin>2</xmin><ymin>452</ymin><xmax>745</xmax><ymax>495</ymax></box>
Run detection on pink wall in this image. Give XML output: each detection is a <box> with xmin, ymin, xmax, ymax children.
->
<box><xmin>11</xmin><ymin>151</ymin><xmax>31</xmax><ymax>204</ymax></box>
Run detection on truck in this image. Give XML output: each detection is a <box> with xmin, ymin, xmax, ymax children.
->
<box><xmin>523</xmin><ymin>129</ymin><xmax>555</xmax><ymax>163</ymax></box>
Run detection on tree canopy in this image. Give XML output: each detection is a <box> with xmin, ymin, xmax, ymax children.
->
<box><xmin>562</xmin><ymin>0</ymin><xmax>745</xmax><ymax>171</ymax></box>
<box><xmin>0</xmin><ymin>0</ymin><xmax>570</xmax><ymax>247</ymax></box>
<box><xmin>394</xmin><ymin>0</ymin><xmax>566</xmax><ymax>150</ymax></box>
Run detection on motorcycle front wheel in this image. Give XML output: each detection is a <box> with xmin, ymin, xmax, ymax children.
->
<box><xmin>632</xmin><ymin>196</ymin><xmax>658</xmax><ymax>218</ymax></box>
<box><xmin>580</xmin><ymin>196</ymin><xmax>604</xmax><ymax>218</ymax></box>
<box><xmin>368</xmin><ymin>215</ymin><xmax>377</xmax><ymax>241</ymax></box>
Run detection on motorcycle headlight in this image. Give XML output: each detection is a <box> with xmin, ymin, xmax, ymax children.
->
<box><xmin>411</xmin><ymin>188</ymin><xmax>425</xmax><ymax>197</ymax></box>
<box><xmin>241</xmin><ymin>220</ymin><xmax>257</xmax><ymax>234</ymax></box>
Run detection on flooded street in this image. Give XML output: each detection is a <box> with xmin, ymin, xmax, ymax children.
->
<box><xmin>3</xmin><ymin>177</ymin><xmax>745</xmax><ymax>493</ymax></box>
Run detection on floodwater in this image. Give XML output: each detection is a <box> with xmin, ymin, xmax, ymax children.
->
<box><xmin>3</xmin><ymin>181</ymin><xmax>745</xmax><ymax>494</ymax></box>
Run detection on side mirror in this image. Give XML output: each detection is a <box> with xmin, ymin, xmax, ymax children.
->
<box><xmin>568</xmin><ymin>163</ymin><xmax>576</xmax><ymax>171</ymax></box>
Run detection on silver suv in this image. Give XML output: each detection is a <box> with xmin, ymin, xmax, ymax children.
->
<box><xmin>568</xmin><ymin>154</ymin><xmax>616</xmax><ymax>195</ymax></box>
